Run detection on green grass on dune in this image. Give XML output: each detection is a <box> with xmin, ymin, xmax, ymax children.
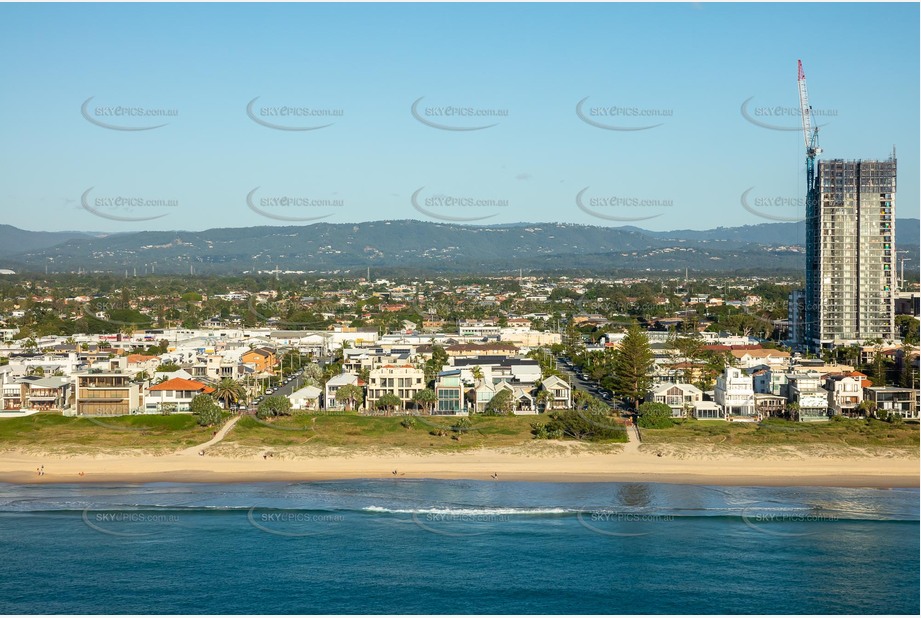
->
<box><xmin>0</xmin><ymin>412</ymin><xmax>221</xmax><ymax>450</ymax></box>
<box><xmin>230</xmin><ymin>413</ymin><xmax>544</xmax><ymax>451</ymax></box>
<box><xmin>640</xmin><ymin>417</ymin><xmax>920</xmax><ymax>447</ymax></box>
<box><xmin>2</xmin><ymin>411</ymin><xmax>916</xmax><ymax>453</ymax></box>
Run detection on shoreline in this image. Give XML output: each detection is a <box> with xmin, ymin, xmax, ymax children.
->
<box><xmin>1</xmin><ymin>447</ymin><xmax>918</xmax><ymax>489</ymax></box>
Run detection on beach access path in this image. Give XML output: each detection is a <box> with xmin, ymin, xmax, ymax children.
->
<box><xmin>177</xmin><ymin>414</ymin><xmax>242</xmax><ymax>456</ymax></box>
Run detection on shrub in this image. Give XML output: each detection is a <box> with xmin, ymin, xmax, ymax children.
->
<box><xmin>637</xmin><ymin>402</ymin><xmax>675</xmax><ymax>429</ymax></box>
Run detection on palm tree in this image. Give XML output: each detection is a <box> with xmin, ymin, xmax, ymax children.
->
<box><xmin>213</xmin><ymin>378</ymin><xmax>246</xmax><ymax>410</ymax></box>
<box><xmin>336</xmin><ymin>383</ymin><xmax>363</xmax><ymax>411</ymax></box>
<box><xmin>471</xmin><ymin>366</ymin><xmax>484</xmax><ymax>386</ymax></box>
<box><xmin>536</xmin><ymin>389</ymin><xmax>552</xmax><ymax>413</ymax></box>
<box><xmin>857</xmin><ymin>399</ymin><xmax>877</xmax><ymax>420</ymax></box>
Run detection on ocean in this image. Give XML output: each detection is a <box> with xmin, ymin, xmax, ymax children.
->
<box><xmin>0</xmin><ymin>480</ymin><xmax>917</xmax><ymax>614</ymax></box>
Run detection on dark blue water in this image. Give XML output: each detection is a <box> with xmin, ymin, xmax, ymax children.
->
<box><xmin>0</xmin><ymin>480</ymin><xmax>917</xmax><ymax>614</ymax></box>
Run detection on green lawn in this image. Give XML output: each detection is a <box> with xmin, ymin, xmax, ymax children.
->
<box><xmin>0</xmin><ymin>412</ymin><xmax>221</xmax><ymax>451</ymax></box>
<box><xmin>641</xmin><ymin>417</ymin><xmax>920</xmax><ymax>448</ymax></box>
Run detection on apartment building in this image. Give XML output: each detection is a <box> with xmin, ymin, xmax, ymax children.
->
<box><xmin>366</xmin><ymin>365</ymin><xmax>425</xmax><ymax>410</ymax></box>
<box><xmin>797</xmin><ymin>156</ymin><xmax>897</xmax><ymax>350</ymax></box>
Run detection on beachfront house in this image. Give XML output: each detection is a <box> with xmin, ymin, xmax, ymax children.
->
<box><xmin>824</xmin><ymin>374</ymin><xmax>864</xmax><ymax>418</ymax></box>
<box><xmin>539</xmin><ymin>375</ymin><xmax>572</xmax><ymax>411</ymax></box>
<box><xmin>646</xmin><ymin>382</ymin><xmax>703</xmax><ymax>418</ymax></box>
<box><xmin>289</xmin><ymin>385</ymin><xmax>322</xmax><ymax>411</ymax></box>
<box><xmin>144</xmin><ymin>377</ymin><xmax>215</xmax><ymax>414</ymax></box>
<box><xmin>783</xmin><ymin>373</ymin><xmax>829</xmax><ymax>421</ymax></box>
<box><xmin>714</xmin><ymin>367</ymin><xmax>756</xmax><ymax>419</ymax></box>
<box><xmin>692</xmin><ymin>400</ymin><xmax>724</xmax><ymax>420</ymax></box>
<box><xmin>72</xmin><ymin>372</ymin><xmax>144</xmax><ymax>416</ymax></box>
<box><xmin>367</xmin><ymin>364</ymin><xmax>425</xmax><ymax>411</ymax></box>
<box><xmin>2</xmin><ymin>376</ymin><xmax>71</xmax><ymax>411</ymax></box>
<box><xmin>754</xmin><ymin>393</ymin><xmax>787</xmax><ymax>419</ymax></box>
<box><xmin>864</xmin><ymin>387</ymin><xmax>919</xmax><ymax>420</ymax></box>
<box><xmin>324</xmin><ymin>373</ymin><xmax>360</xmax><ymax>410</ymax></box>
<box><xmin>435</xmin><ymin>369</ymin><xmax>466</xmax><ymax>415</ymax></box>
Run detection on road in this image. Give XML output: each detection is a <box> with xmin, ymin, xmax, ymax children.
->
<box><xmin>246</xmin><ymin>370</ymin><xmax>308</xmax><ymax>411</ymax></box>
<box><xmin>554</xmin><ymin>358</ymin><xmax>619</xmax><ymax>410</ymax></box>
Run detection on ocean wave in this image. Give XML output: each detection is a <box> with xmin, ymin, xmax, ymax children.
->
<box><xmin>363</xmin><ymin>505</ymin><xmax>575</xmax><ymax>516</ymax></box>
<box><xmin>1</xmin><ymin>503</ymin><xmax>917</xmax><ymax>523</ymax></box>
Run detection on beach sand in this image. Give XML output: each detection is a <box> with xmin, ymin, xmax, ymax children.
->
<box><xmin>1</xmin><ymin>442</ymin><xmax>917</xmax><ymax>488</ymax></box>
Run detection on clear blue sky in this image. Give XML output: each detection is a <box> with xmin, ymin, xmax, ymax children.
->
<box><xmin>0</xmin><ymin>2</ymin><xmax>917</xmax><ymax>233</ymax></box>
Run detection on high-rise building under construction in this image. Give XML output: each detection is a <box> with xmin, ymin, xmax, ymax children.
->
<box><xmin>801</xmin><ymin>154</ymin><xmax>897</xmax><ymax>350</ymax></box>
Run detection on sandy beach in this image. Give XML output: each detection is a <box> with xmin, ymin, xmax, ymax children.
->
<box><xmin>1</xmin><ymin>442</ymin><xmax>917</xmax><ymax>488</ymax></box>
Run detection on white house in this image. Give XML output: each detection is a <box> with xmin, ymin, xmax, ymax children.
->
<box><xmin>492</xmin><ymin>380</ymin><xmax>535</xmax><ymax>413</ymax></box>
<box><xmin>324</xmin><ymin>373</ymin><xmax>360</xmax><ymax>410</ymax></box>
<box><xmin>693</xmin><ymin>400</ymin><xmax>724</xmax><ymax>420</ymax></box>
<box><xmin>540</xmin><ymin>375</ymin><xmax>572</xmax><ymax>411</ymax></box>
<box><xmin>714</xmin><ymin>367</ymin><xmax>756</xmax><ymax>418</ymax></box>
<box><xmin>646</xmin><ymin>382</ymin><xmax>703</xmax><ymax>418</ymax></box>
<box><xmin>289</xmin><ymin>385</ymin><xmax>322</xmax><ymax>411</ymax></box>
<box><xmin>729</xmin><ymin>349</ymin><xmax>791</xmax><ymax>368</ymax></box>
<box><xmin>825</xmin><ymin>374</ymin><xmax>864</xmax><ymax>418</ymax></box>
<box><xmin>144</xmin><ymin>377</ymin><xmax>215</xmax><ymax>414</ymax></box>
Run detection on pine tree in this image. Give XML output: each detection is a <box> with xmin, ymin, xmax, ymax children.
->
<box><xmin>612</xmin><ymin>325</ymin><xmax>654</xmax><ymax>411</ymax></box>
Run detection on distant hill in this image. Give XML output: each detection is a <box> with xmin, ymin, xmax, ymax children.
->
<box><xmin>0</xmin><ymin>219</ymin><xmax>916</xmax><ymax>276</ymax></box>
<box><xmin>626</xmin><ymin>219</ymin><xmax>920</xmax><ymax>247</ymax></box>
<box><xmin>0</xmin><ymin>225</ymin><xmax>94</xmax><ymax>257</ymax></box>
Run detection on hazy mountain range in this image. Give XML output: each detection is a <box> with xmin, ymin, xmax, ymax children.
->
<box><xmin>0</xmin><ymin>219</ymin><xmax>917</xmax><ymax>276</ymax></box>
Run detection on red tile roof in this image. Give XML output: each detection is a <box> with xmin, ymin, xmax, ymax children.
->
<box><xmin>148</xmin><ymin>378</ymin><xmax>215</xmax><ymax>393</ymax></box>
<box><xmin>127</xmin><ymin>354</ymin><xmax>159</xmax><ymax>363</ymax></box>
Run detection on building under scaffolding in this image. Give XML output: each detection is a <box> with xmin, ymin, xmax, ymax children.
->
<box><xmin>796</xmin><ymin>154</ymin><xmax>897</xmax><ymax>350</ymax></box>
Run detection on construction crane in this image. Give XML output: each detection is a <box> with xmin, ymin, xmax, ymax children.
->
<box><xmin>797</xmin><ymin>59</ymin><xmax>823</xmax><ymax>194</ymax></box>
